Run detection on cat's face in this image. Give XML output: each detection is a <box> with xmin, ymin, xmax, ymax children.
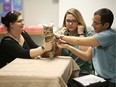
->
<box><xmin>43</xmin><ymin>25</ymin><xmax>55</xmax><ymax>42</ymax></box>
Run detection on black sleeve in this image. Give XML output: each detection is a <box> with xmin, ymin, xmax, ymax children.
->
<box><xmin>1</xmin><ymin>37</ymin><xmax>31</xmax><ymax>58</ymax></box>
<box><xmin>22</xmin><ymin>31</ymin><xmax>39</xmax><ymax>48</ymax></box>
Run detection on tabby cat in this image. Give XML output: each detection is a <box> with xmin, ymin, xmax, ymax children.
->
<box><xmin>41</xmin><ymin>24</ymin><xmax>58</xmax><ymax>59</ymax></box>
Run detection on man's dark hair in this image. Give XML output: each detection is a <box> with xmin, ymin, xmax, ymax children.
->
<box><xmin>94</xmin><ymin>8</ymin><xmax>114</xmax><ymax>28</ymax></box>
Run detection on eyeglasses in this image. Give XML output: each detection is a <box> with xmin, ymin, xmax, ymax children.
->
<box><xmin>92</xmin><ymin>19</ymin><xmax>102</xmax><ymax>25</ymax></box>
<box><xmin>66</xmin><ymin>19</ymin><xmax>77</xmax><ymax>23</ymax></box>
<box><xmin>93</xmin><ymin>21</ymin><xmax>102</xmax><ymax>25</ymax></box>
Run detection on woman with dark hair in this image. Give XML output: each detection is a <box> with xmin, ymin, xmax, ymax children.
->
<box><xmin>0</xmin><ymin>10</ymin><xmax>53</xmax><ymax>68</ymax></box>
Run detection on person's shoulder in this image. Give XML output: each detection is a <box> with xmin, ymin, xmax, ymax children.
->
<box><xmin>94</xmin><ymin>29</ymin><xmax>115</xmax><ymax>39</ymax></box>
<box><xmin>21</xmin><ymin>31</ymin><xmax>30</xmax><ymax>37</ymax></box>
<box><xmin>85</xmin><ymin>30</ymin><xmax>93</xmax><ymax>36</ymax></box>
<box><xmin>21</xmin><ymin>30</ymin><xmax>29</xmax><ymax>35</ymax></box>
<box><xmin>0</xmin><ymin>36</ymin><xmax>15</xmax><ymax>45</ymax></box>
<box><xmin>109</xmin><ymin>29</ymin><xmax>116</xmax><ymax>33</ymax></box>
<box><xmin>101</xmin><ymin>29</ymin><xmax>115</xmax><ymax>35</ymax></box>
<box><xmin>1</xmin><ymin>36</ymin><xmax>13</xmax><ymax>41</ymax></box>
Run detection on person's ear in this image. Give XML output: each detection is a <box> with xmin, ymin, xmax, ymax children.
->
<box><xmin>104</xmin><ymin>22</ymin><xmax>110</xmax><ymax>29</ymax></box>
<box><xmin>10</xmin><ymin>23</ymin><xmax>14</xmax><ymax>29</ymax></box>
<box><xmin>10</xmin><ymin>22</ymin><xmax>14</xmax><ymax>27</ymax></box>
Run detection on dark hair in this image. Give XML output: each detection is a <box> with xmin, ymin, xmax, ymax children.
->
<box><xmin>94</xmin><ymin>8</ymin><xmax>114</xmax><ymax>28</ymax></box>
<box><xmin>1</xmin><ymin>10</ymin><xmax>21</xmax><ymax>31</ymax></box>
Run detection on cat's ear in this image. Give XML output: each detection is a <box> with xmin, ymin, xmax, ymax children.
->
<box><xmin>49</xmin><ymin>23</ymin><xmax>54</xmax><ymax>28</ymax></box>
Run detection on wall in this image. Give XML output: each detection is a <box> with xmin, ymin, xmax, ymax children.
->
<box><xmin>23</xmin><ymin>0</ymin><xmax>59</xmax><ymax>28</ymax></box>
<box><xmin>23</xmin><ymin>0</ymin><xmax>116</xmax><ymax>29</ymax></box>
<box><xmin>0</xmin><ymin>0</ymin><xmax>115</xmax><ymax>44</ymax></box>
<box><xmin>59</xmin><ymin>0</ymin><xmax>116</xmax><ymax>29</ymax></box>
<box><xmin>22</xmin><ymin>0</ymin><xmax>59</xmax><ymax>45</ymax></box>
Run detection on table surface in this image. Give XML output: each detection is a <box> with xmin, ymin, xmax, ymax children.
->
<box><xmin>0</xmin><ymin>56</ymin><xmax>80</xmax><ymax>87</ymax></box>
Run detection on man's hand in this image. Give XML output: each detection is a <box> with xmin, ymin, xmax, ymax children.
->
<box><xmin>56</xmin><ymin>39</ymin><xmax>68</xmax><ymax>49</ymax></box>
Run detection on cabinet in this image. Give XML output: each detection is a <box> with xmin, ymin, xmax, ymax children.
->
<box><xmin>0</xmin><ymin>26</ymin><xmax>44</xmax><ymax>35</ymax></box>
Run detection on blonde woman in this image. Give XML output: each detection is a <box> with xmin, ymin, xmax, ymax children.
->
<box><xmin>57</xmin><ymin>8</ymin><xmax>93</xmax><ymax>76</ymax></box>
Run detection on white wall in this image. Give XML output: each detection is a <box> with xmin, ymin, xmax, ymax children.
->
<box><xmin>23</xmin><ymin>0</ymin><xmax>59</xmax><ymax>28</ymax></box>
<box><xmin>59</xmin><ymin>0</ymin><xmax>116</xmax><ymax>29</ymax></box>
<box><xmin>23</xmin><ymin>0</ymin><xmax>115</xmax><ymax>29</ymax></box>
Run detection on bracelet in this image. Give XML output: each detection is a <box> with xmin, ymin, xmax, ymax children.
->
<box><xmin>78</xmin><ymin>33</ymin><xmax>84</xmax><ymax>36</ymax></box>
<box><xmin>41</xmin><ymin>46</ymin><xmax>46</xmax><ymax>52</ymax></box>
<box><xmin>60</xmin><ymin>34</ymin><xmax>64</xmax><ymax>40</ymax></box>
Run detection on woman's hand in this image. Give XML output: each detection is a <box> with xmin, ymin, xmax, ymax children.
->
<box><xmin>43</xmin><ymin>41</ymin><xmax>53</xmax><ymax>51</ymax></box>
<box><xmin>77</xmin><ymin>25</ymin><xmax>85</xmax><ymax>34</ymax></box>
<box><xmin>61</xmin><ymin>27</ymin><xmax>67</xmax><ymax>35</ymax></box>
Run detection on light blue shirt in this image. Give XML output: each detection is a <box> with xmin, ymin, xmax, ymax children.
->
<box><xmin>92</xmin><ymin>29</ymin><xmax>116</xmax><ymax>83</ymax></box>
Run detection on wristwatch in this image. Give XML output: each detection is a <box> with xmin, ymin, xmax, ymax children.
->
<box><xmin>60</xmin><ymin>34</ymin><xmax>64</xmax><ymax>40</ymax></box>
<box><xmin>41</xmin><ymin>46</ymin><xmax>46</xmax><ymax>52</ymax></box>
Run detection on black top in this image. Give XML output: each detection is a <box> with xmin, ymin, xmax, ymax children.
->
<box><xmin>0</xmin><ymin>31</ymin><xmax>39</xmax><ymax>68</ymax></box>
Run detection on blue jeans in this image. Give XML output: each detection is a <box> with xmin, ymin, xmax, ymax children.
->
<box><xmin>107</xmin><ymin>81</ymin><xmax>116</xmax><ymax>87</ymax></box>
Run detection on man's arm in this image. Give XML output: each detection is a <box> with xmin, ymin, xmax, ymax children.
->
<box><xmin>58</xmin><ymin>35</ymin><xmax>100</xmax><ymax>47</ymax></box>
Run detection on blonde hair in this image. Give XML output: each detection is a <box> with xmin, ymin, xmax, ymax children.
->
<box><xmin>62</xmin><ymin>8</ymin><xmax>87</xmax><ymax>33</ymax></box>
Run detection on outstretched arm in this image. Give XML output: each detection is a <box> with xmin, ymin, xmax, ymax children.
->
<box><xmin>56</xmin><ymin>41</ymin><xmax>92</xmax><ymax>61</ymax></box>
<box><xmin>55</xmin><ymin>34</ymin><xmax>100</xmax><ymax>47</ymax></box>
